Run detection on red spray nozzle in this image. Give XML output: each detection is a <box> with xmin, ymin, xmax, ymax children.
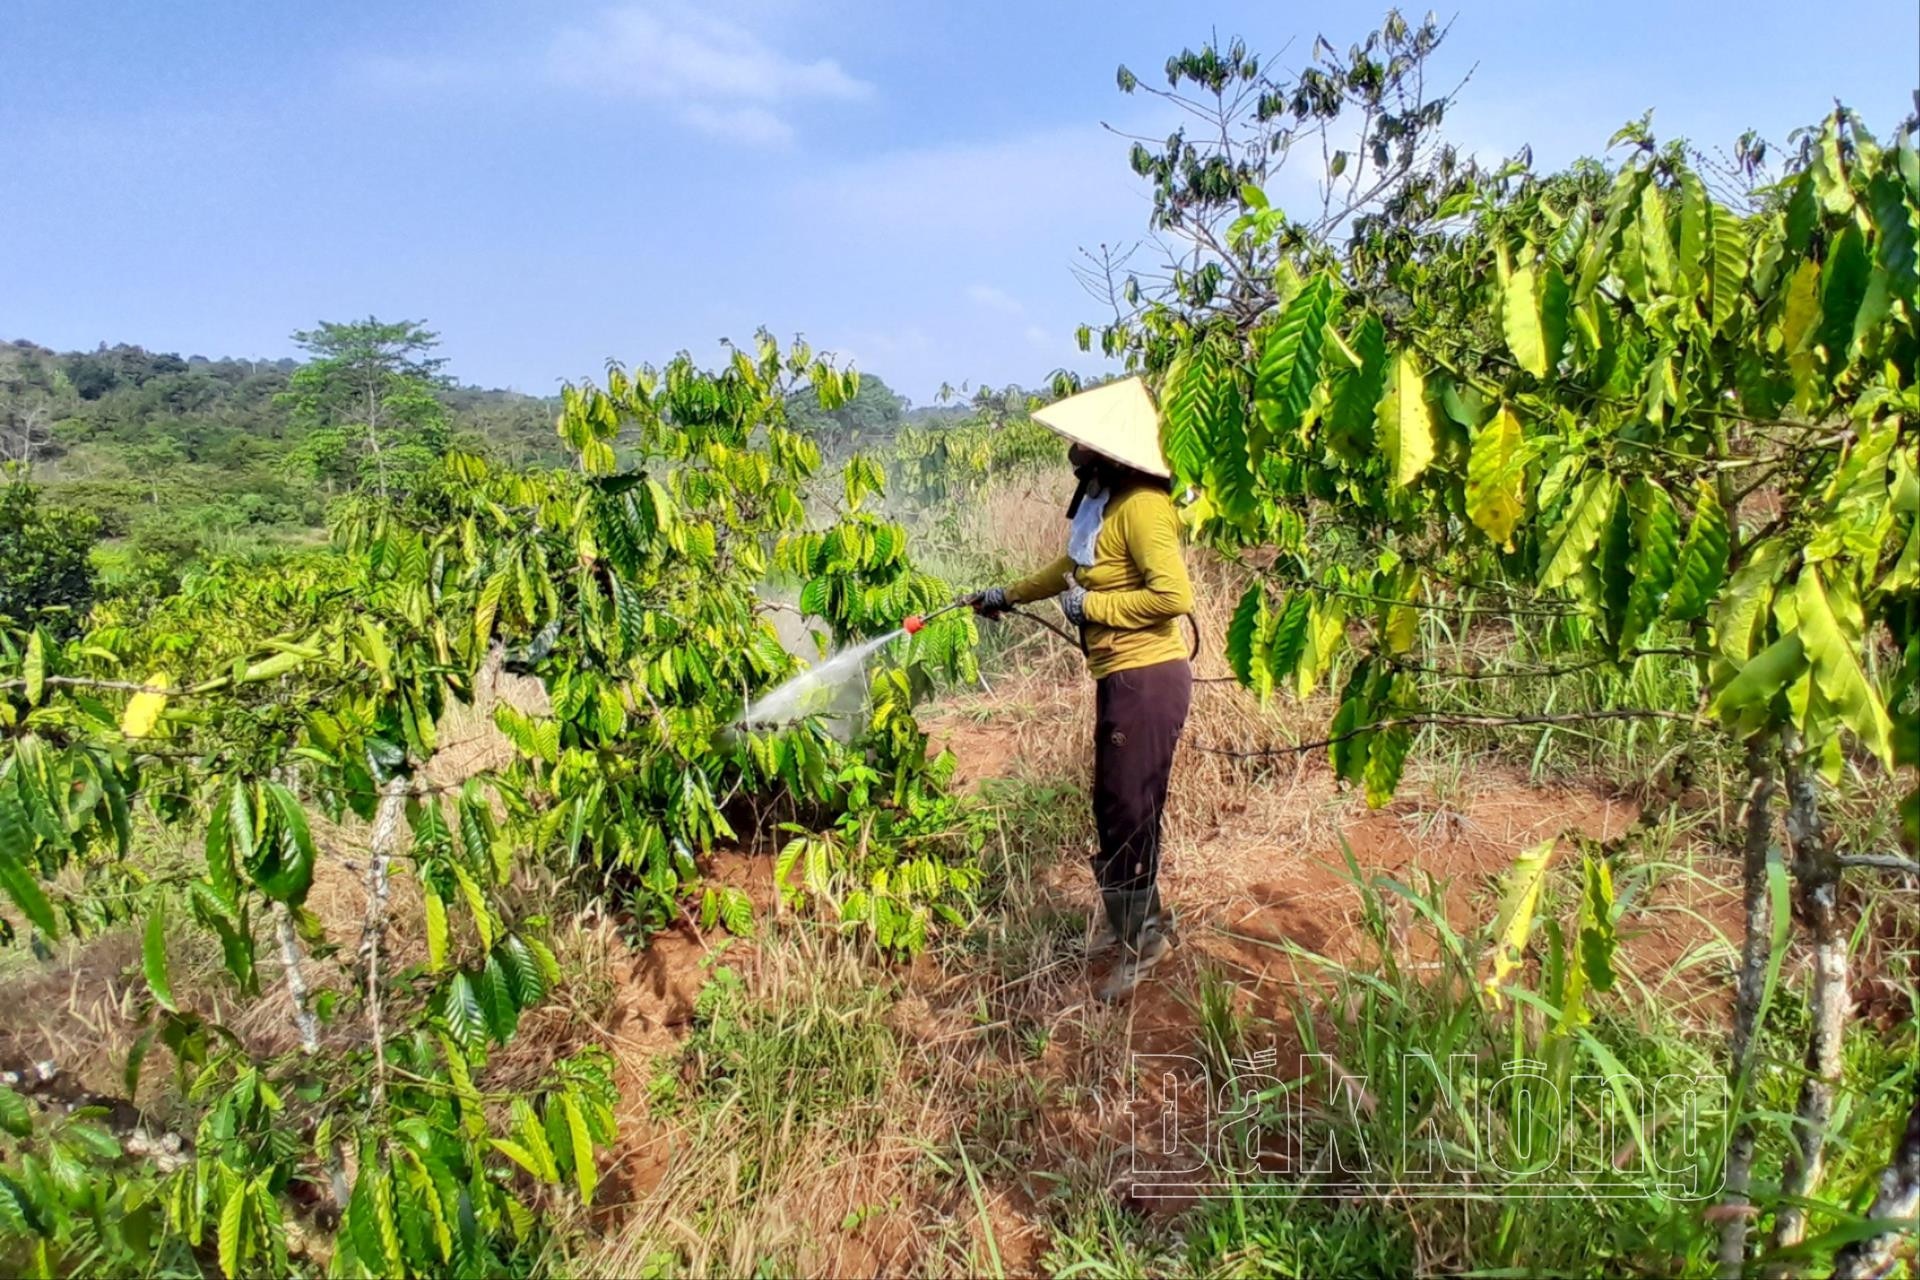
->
<box><xmin>902</xmin><ymin>614</ymin><xmax>925</xmax><ymax>635</ymax></box>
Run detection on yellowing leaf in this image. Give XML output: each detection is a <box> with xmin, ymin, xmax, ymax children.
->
<box><xmin>1783</xmin><ymin>257</ymin><xmax>1823</xmax><ymax>401</ymax></box>
<box><xmin>424</xmin><ymin>887</ymin><xmax>448</xmax><ymax>971</ymax></box>
<box><xmin>1467</xmin><ymin>405</ymin><xmax>1529</xmax><ymax>548</ymax></box>
<box><xmin>1377</xmin><ymin>350</ymin><xmax>1433</xmax><ymax>488</ymax></box>
<box><xmin>121</xmin><ymin>674</ymin><xmax>171</xmax><ymax>738</ymax></box>
<box><xmin>1482</xmin><ymin>838</ymin><xmax>1558</xmax><ymax>1005</ymax></box>
<box><xmin>1502</xmin><ymin>265</ymin><xmax>1548</xmax><ymax>377</ymax></box>
<box><xmin>238</xmin><ymin>650</ymin><xmax>308</xmax><ymax>684</ymax></box>
<box><xmin>23</xmin><ymin>630</ymin><xmax>45</xmax><ymax>706</ymax></box>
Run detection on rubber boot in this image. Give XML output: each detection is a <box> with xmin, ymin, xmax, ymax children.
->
<box><xmin>1096</xmin><ymin>887</ymin><xmax>1174</xmax><ymax>1001</ymax></box>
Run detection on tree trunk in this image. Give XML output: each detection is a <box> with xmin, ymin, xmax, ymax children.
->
<box><xmin>1720</xmin><ymin>735</ymin><xmax>1779</xmax><ymax>1277</ymax></box>
<box><xmin>364</xmin><ymin>375</ymin><xmax>387</xmax><ymax>499</ymax></box>
<box><xmin>1832</xmin><ymin>1084</ymin><xmax>1920</xmax><ymax>1279</ymax></box>
<box><xmin>1773</xmin><ymin>732</ymin><xmax>1851</xmax><ymax>1254</ymax></box>
<box><xmin>357</xmin><ymin>777</ymin><xmax>411</xmax><ymax>1113</ymax></box>
<box><xmin>275</xmin><ymin>902</ymin><xmax>322</xmax><ymax>1055</ymax></box>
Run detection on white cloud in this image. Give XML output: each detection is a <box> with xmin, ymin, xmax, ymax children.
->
<box><xmin>680</xmin><ymin>103</ymin><xmax>793</xmax><ymax>146</ymax></box>
<box><xmin>966</xmin><ymin>284</ymin><xmax>1026</xmax><ymax>316</ymax></box>
<box><xmin>548</xmin><ymin>7</ymin><xmax>871</xmax><ymax>105</ymax></box>
<box><xmin>345</xmin><ymin>4</ymin><xmax>870</xmax><ymax>147</ymax></box>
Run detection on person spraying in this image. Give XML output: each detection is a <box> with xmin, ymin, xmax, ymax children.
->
<box><xmin>968</xmin><ymin>377</ymin><xmax>1194</xmax><ymax>1001</ymax></box>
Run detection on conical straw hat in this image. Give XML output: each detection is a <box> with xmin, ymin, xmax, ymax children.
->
<box><xmin>1031</xmin><ymin>376</ymin><xmax>1171</xmax><ymax>479</ymax></box>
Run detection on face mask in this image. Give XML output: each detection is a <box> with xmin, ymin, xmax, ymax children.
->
<box><xmin>1067</xmin><ymin>479</ymin><xmax>1108</xmax><ymax>568</ymax></box>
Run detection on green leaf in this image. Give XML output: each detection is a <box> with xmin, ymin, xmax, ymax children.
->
<box><xmin>219</xmin><ymin>1182</ymin><xmax>246</xmax><ymax>1279</ymax></box>
<box><xmin>255</xmin><ymin>783</ymin><xmax>317</xmax><ymax>906</ymax></box>
<box><xmin>1540</xmin><ymin>264</ymin><xmax>1570</xmax><ymax>371</ymax></box>
<box><xmin>1812</xmin><ymin>117</ymin><xmax>1854</xmax><ymax>214</ymax></box>
<box><xmin>498</xmin><ymin>934</ymin><xmax>547</xmax><ymax>1007</ymax></box>
<box><xmin>718</xmin><ymin>887</ymin><xmax>754</xmax><ymax>938</ymax></box>
<box><xmin>1578</xmin><ymin>855</ymin><xmax>1618</xmax><ymax>995</ymax></box>
<box><xmin>1665</xmin><ymin>482</ymin><xmax>1729</xmax><ymax>621</ymax></box>
<box><xmin>1466</xmin><ymin>405</ymin><xmax>1529</xmax><ymax>549</ymax></box>
<box><xmin>1713</xmin><ymin>631</ymin><xmax>1806</xmax><ymax>716</ymax></box>
<box><xmin>1157</xmin><ymin>349</ymin><xmax>1212</xmax><ymax>486</ymax></box>
<box><xmin>514</xmin><ymin>1098</ymin><xmax>559</xmax><ymax>1180</ymax></box>
<box><xmin>1619</xmin><ymin>479</ymin><xmax>1680</xmax><ymax>654</ymax></box>
<box><xmin>451</xmin><ymin>861</ymin><xmax>494</xmax><ymax>951</ymax></box>
<box><xmin>1869</xmin><ymin>169</ymin><xmax>1918</xmax><ymax>299</ymax></box>
<box><xmin>1255</xmin><ymin>273</ymin><xmax>1333</xmax><ymax>438</ymax></box>
<box><xmin>1363</xmin><ymin>719</ymin><xmax>1411</xmax><ymax>808</ymax></box>
<box><xmin>480</xmin><ymin>952</ymin><xmax>519</xmax><ymax>1042</ymax></box>
<box><xmin>143</xmin><ymin>908</ymin><xmax>177</xmax><ymax>1012</ymax></box>
<box><xmin>0</xmin><ymin>841</ymin><xmax>56</xmax><ymax>938</ymax></box>
<box><xmin>1265</xmin><ymin>595</ymin><xmax>1311</xmax><ymax>686</ymax></box>
<box><xmin>1205</xmin><ymin>384</ymin><xmax>1259</xmax><ymax>523</ymax></box>
<box><xmin>1577</xmin><ymin>166</ymin><xmax>1646</xmax><ymax>303</ymax></box>
<box><xmin>1502</xmin><ymin>264</ymin><xmax>1548</xmax><ymax>377</ymax></box>
<box><xmin>372</xmin><ymin>1167</ymin><xmax>404</xmax><ymax>1277</ymax></box>
<box><xmin>1818</xmin><ymin>223</ymin><xmax>1870</xmax><ymax>368</ymax></box>
<box><xmin>1637</xmin><ymin>179</ymin><xmax>1674</xmax><ymax>294</ymax></box>
<box><xmin>489</xmin><ymin>1138</ymin><xmax>545</xmax><ymax>1179</ymax></box>
<box><xmin>442</xmin><ymin>972</ymin><xmax>486</xmax><ymax>1051</ymax></box>
<box><xmin>1539</xmin><ymin>472</ymin><xmax>1617</xmax><ymax>591</ymax></box>
<box><xmin>1377</xmin><ymin>350</ymin><xmax>1434</xmax><ymax>488</ymax></box>
<box><xmin>1676</xmin><ymin>171</ymin><xmax>1709</xmax><ymax>297</ymax></box>
<box><xmin>0</xmin><ymin>1086</ymin><xmax>30</xmax><ymax>1138</ymax></box>
<box><xmin>1326</xmin><ymin>314</ymin><xmax>1386</xmax><ymax>459</ymax></box>
<box><xmin>1783</xmin><ymin>256</ymin><xmax>1823</xmax><ymax>398</ymax></box>
<box><xmin>237</xmin><ymin>650</ymin><xmax>308</xmax><ymax>684</ymax></box>
<box><xmin>1709</xmin><ymin>205</ymin><xmax>1748</xmax><ymax>333</ymax></box>
<box><xmin>1225</xmin><ymin>584</ymin><xmax>1260</xmax><ymax>687</ymax></box>
<box><xmin>561</xmin><ymin>1094</ymin><xmax>598</xmax><ymax>1205</ymax></box>
<box><xmin>1550</xmin><ymin>201</ymin><xmax>1590</xmax><ymax>266</ymax></box>
<box><xmin>1794</xmin><ymin>566</ymin><xmax>1894</xmax><ymax>764</ymax></box>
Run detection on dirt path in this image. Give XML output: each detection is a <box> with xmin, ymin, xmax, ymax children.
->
<box><xmin>583</xmin><ymin>685</ymin><xmax>1749</xmax><ymax>1275</ymax></box>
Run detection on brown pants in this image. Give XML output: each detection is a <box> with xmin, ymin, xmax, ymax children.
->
<box><xmin>1091</xmin><ymin>659</ymin><xmax>1192</xmax><ymax>895</ymax></box>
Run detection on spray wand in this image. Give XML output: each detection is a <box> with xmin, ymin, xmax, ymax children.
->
<box><xmin>898</xmin><ymin>598</ymin><xmax>970</xmax><ymax>635</ymax></box>
<box><xmin>901</xmin><ymin>596</ymin><xmax>1083</xmax><ymax>647</ymax></box>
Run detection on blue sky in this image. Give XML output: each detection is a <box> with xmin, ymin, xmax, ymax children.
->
<box><xmin>3</xmin><ymin>1</ymin><xmax>1914</xmax><ymax>403</ymax></box>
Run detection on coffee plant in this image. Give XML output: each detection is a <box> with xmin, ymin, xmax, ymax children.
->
<box><xmin>0</xmin><ymin>333</ymin><xmax>981</xmax><ymax>1276</ymax></box>
<box><xmin>1102</xmin><ymin>24</ymin><xmax>1916</xmax><ymax>1268</ymax></box>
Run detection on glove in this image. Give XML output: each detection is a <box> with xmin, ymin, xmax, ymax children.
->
<box><xmin>1059</xmin><ymin>581</ymin><xmax>1089</xmax><ymax>628</ymax></box>
<box><xmin>968</xmin><ymin>586</ymin><xmax>1010</xmax><ymax>619</ymax></box>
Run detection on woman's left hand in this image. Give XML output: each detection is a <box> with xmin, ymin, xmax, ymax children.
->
<box><xmin>1060</xmin><ymin>581</ymin><xmax>1089</xmax><ymax>627</ymax></box>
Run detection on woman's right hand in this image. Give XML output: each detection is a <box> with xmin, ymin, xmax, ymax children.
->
<box><xmin>968</xmin><ymin>587</ymin><xmax>1010</xmax><ymax>619</ymax></box>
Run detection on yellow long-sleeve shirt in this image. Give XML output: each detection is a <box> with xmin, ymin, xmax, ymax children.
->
<box><xmin>1005</xmin><ymin>484</ymin><xmax>1194</xmax><ymax>678</ymax></box>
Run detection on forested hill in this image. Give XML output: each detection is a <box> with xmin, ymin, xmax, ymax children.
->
<box><xmin>0</xmin><ymin>323</ymin><xmax>1042</xmax><ymax>593</ymax></box>
<box><xmin>0</xmin><ymin>333</ymin><xmax>568</xmax><ymax>569</ymax></box>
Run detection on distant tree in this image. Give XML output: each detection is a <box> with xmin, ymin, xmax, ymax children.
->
<box><xmin>281</xmin><ymin>317</ymin><xmax>448</xmax><ymax>498</ymax></box>
<box><xmin>0</xmin><ymin>472</ymin><xmax>101</xmax><ymax>636</ymax></box>
<box><xmin>0</xmin><ymin>348</ymin><xmax>78</xmax><ymax>469</ymax></box>
<box><xmin>786</xmin><ymin>371</ymin><xmax>906</xmax><ymax>456</ymax></box>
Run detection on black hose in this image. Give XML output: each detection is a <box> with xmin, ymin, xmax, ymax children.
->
<box><xmin>1003</xmin><ymin>606</ymin><xmax>1082</xmax><ymax>647</ymax></box>
<box><xmin>1001</xmin><ymin>607</ymin><xmax>1202</xmax><ymax>662</ymax></box>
